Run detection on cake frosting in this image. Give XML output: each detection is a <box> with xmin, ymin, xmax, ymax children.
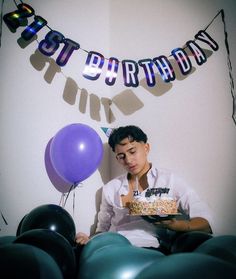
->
<box><xmin>129</xmin><ymin>188</ymin><xmax>178</xmax><ymax>216</ymax></box>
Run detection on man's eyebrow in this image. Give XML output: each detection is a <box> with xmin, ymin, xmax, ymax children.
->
<box><xmin>128</xmin><ymin>146</ymin><xmax>136</xmax><ymax>151</ymax></box>
<box><xmin>116</xmin><ymin>146</ymin><xmax>136</xmax><ymax>156</ymax></box>
<box><xmin>124</xmin><ymin>146</ymin><xmax>137</xmax><ymax>153</ymax></box>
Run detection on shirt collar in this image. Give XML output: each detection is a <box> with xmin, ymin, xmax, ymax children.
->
<box><xmin>121</xmin><ymin>163</ymin><xmax>158</xmax><ymax>190</ymax></box>
<box><xmin>149</xmin><ymin>164</ymin><xmax>158</xmax><ymax>178</ymax></box>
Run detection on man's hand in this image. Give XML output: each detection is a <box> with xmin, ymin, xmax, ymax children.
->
<box><xmin>142</xmin><ymin>215</ymin><xmax>176</xmax><ymax>223</ymax></box>
<box><xmin>75</xmin><ymin>232</ymin><xmax>90</xmax><ymax>245</ymax></box>
<box><xmin>142</xmin><ymin>216</ymin><xmax>191</xmax><ymax>232</ymax></box>
<box><xmin>154</xmin><ymin>217</ymin><xmax>212</xmax><ymax>233</ymax></box>
<box><xmin>154</xmin><ymin>218</ymin><xmax>180</xmax><ymax>230</ymax></box>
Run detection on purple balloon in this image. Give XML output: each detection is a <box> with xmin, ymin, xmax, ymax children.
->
<box><xmin>50</xmin><ymin>123</ymin><xmax>103</xmax><ymax>184</ymax></box>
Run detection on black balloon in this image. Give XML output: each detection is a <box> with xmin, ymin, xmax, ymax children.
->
<box><xmin>194</xmin><ymin>235</ymin><xmax>236</xmax><ymax>265</ymax></box>
<box><xmin>19</xmin><ymin>204</ymin><xmax>76</xmax><ymax>245</ymax></box>
<box><xmin>16</xmin><ymin>214</ymin><xmax>27</xmax><ymax>236</ymax></box>
<box><xmin>14</xmin><ymin>228</ymin><xmax>76</xmax><ymax>279</ymax></box>
<box><xmin>79</xmin><ymin>232</ymin><xmax>132</xmax><ymax>263</ymax></box>
<box><xmin>0</xmin><ymin>235</ymin><xmax>16</xmax><ymax>247</ymax></box>
<box><xmin>135</xmin><ymin>253</ymin><xmax>236</xmax><ymax>279</ymax></box>
<box><xmin>171</xmin><ymin>231</ymin><xmax>213</xmax><ymax>253</ymax></box>
<box><xmin>0</xmin><ymin>243</ymin><xmax>63</xmax><ymax>279</ymax></box>
<box><xmin>78</xmin><ymin>244</ymin><xmax>165</xmax><ymax>279</ymax></box>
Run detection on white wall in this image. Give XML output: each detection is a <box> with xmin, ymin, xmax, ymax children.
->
<box><xmin>0</xmin><ymin>0</ymin><xmax>235</xmax><ymax>237</ymax></box>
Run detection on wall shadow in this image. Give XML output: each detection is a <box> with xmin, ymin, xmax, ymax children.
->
<box><xmin>89</xmin><ymin>187</ymin><xmax>102</xmax><ymax>235</ymax></box>
<box><xmin>140</xmin><ymin>73</ymin><xmax>173</xmax><ymax>96</ymax></box>
<box><xmin>98</xmin><ymin>143</ymin><xmax>112</xmax><ymax>185</ymax></box>
<box><xmin>112</xmin><ymin>89</ymin><xmax>144</xmax><ymax>115</ymax></box>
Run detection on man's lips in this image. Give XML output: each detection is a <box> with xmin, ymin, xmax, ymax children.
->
<box><xmin>128</xmin><ymin>165</ymin><xmax>137</xmax><ymax>171</ymax></box>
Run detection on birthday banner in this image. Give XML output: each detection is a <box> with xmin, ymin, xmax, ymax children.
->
<box><xmin>3</xmin><ymin>1</ymin><xmax>220</xmax><ymax>86</ymax></box>
<box><xmin>2</xmin><ymin>1</ymin><xmax>236</xmax><ymax>124</ymax></box>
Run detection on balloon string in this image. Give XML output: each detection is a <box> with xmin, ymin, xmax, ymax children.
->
<box><xmin>58</xmin><ymin>184</ymin><xmax>78</xmax><ymax>217</ymax></box>
<box><xmin>63</xmin><ymin>183</ymin><xmax>76</xmax><ymax>208</ymax></box>
<box><xmin>73</xmin><ymin>187</ymin><xmax>76</xmax><ymax>218</ymax></box>
<box><xmin>59</xmin><ymin>193</ymin><xmax>66</xmax><ymax>207</ymax></box>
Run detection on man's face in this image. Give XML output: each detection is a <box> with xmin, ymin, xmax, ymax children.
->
<box><xmin>114</xmin><ymin>137</ymin><xmax>150</xmax><ymax>175</ymax></box>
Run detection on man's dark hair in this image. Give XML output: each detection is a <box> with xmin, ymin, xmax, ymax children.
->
<box><xmin>108</xmin><ymin>125</ymin><xmax>148</xmax><ymax>152</ymax></box>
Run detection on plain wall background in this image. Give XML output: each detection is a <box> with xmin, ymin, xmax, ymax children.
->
<box><xmin>0</xmin><ymin>0</ymin><xmax>235</xmax><ymax>237</ymax></box>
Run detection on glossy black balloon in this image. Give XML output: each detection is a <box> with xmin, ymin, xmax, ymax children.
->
<box><xmin>14</xmin><ymin>228</ymin><xmax>76</xmax><ymax>279</ymax></box>
<box><xmin>16</xmin><ymin>214</ymin><xmax>27</xmax><ymax>236</ymax></box>
<box><xmin>19</xmin><ymin>204</ymin><xmax>76</xmax><ymax>245</ymax></box>
<box><xmin>79</xmin><ymin>232</ymin><xmax>131</xmax><ymax>263</ymax></box>
<box><xmin>78</xmin><ymin>244</ymin><xmax>164</xmax><ymax>279</ymax></box>
<box><xmin>194</xmin><ymin>235</ymin><xmax>236</xmax><ymax>265</ymax></box>
<box><xmin>0</xmin><ymin>235</ymin><xmax>16</xmax><ymax>247</ymax></box>
<box><xmin>0</xmin><ymin>243</ymin><xmax>63</xmax><ymax>279</ymax></box>
<box><xmin>171</xmin><ymin>231</ymin><xmax>213</xmax><ymax>253</ymax></box>
<box><xmin>135</xmin><ymin>253</ymin><xmax>236</xmax><ymax>279</ymax></box>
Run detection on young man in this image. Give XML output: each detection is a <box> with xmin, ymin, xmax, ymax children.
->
<box><xmin>76</xmin><ymin>125</ymin><xmax>212</xmax><ymax>252</ymax></box>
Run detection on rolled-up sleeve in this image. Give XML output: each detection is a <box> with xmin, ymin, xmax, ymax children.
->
<box><xmin>172</xmin><ymin>173</ymin><xmax>214</xmax><ymax>228</ymax></box>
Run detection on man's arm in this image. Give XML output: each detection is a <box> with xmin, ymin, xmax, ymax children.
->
<box><xmin>154</xmin><ymin>217</ymin><xmax>212</xmax><ymax>233</ymax></box>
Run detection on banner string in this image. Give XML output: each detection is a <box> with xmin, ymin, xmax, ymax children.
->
<box><xmin>204</xmin><ymin>9</ymin><xmax>222</xmax><ymax>31</ymax></box>
<box><xmin>179</xmin><ymin>9</ymin><xmax>222</xmax><ymax>55</ymax></box>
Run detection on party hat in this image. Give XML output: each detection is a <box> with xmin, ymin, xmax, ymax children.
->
<box><xmin>101</xmin><ymin>127</ymin><xmax>114</xmax><ymax>138</ymax></box>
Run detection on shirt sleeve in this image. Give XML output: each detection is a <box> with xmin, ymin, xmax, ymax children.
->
<box><xmin>95</xmin><ymin>189</ymin><xmax>114</xmax><ymax>233</ymax></box>
<box><xmin>172</xmin><ymin>173</ymin><xmax>213</xmax><ymax>226</ymax></box>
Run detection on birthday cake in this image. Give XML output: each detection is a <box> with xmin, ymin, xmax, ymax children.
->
<box><xmin>129</xmin><ymin>188</ymin><xmax>178</xmax><ymax>216</ymax></box>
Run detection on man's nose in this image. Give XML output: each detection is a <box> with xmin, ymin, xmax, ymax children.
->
<box><xmin>124</xmin><ymin>154</ymin><xmax>133</xmax><ymax>164</ymax></box>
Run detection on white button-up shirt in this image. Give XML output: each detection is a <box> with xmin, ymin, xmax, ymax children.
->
<box><xmin>96</xmin><ymin>166</ymin><xmax>213</xmax><ymax>248</ymax></box>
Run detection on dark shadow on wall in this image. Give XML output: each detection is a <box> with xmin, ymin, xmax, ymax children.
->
<box><xmin>140</xmin><ymin>73</ymin><xmax>173</xmax><ymax>96</ymax></box>
<box><xmin>101</xmin><ymin>97</ymin><xmax>115</xmax><ymax>123</ymax></box>
<box><xmin>98</xmin><ymin>143</ymin><xmax>112</xmax><ymax>185</ymax></box>
<box><xmin>89</xmin><ymin>187</ymin><xmax>102</xmax><ymax>235</ymax></box>
<box><xmin>29</xmin><ymin>49</ymin><xmax>61</xmax><ymax>83</ymax></box>
<box><xmin>17</xmin><ymin>35</ymin><xmax>38</xmax><ymax>49</ymax></box>
<box><xmin>112</xmin><ymin>89</ymin><xmax>144</xmax><ymax>115</ymax></box>
<box><xmin>63</xmin><ymin>77</ymin><xmax>78</xmax><ymax>105</ymax></box>
<box><xmin>90</xmin><ymin>93</ymin><xmax>101</xmax><ymax>121</ymax></box>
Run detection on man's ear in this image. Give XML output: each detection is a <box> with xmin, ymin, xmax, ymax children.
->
<box><xmin>145</xmin><ymin>143</ymin><xmax>150</xmax><ymax>153</ymax></box>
